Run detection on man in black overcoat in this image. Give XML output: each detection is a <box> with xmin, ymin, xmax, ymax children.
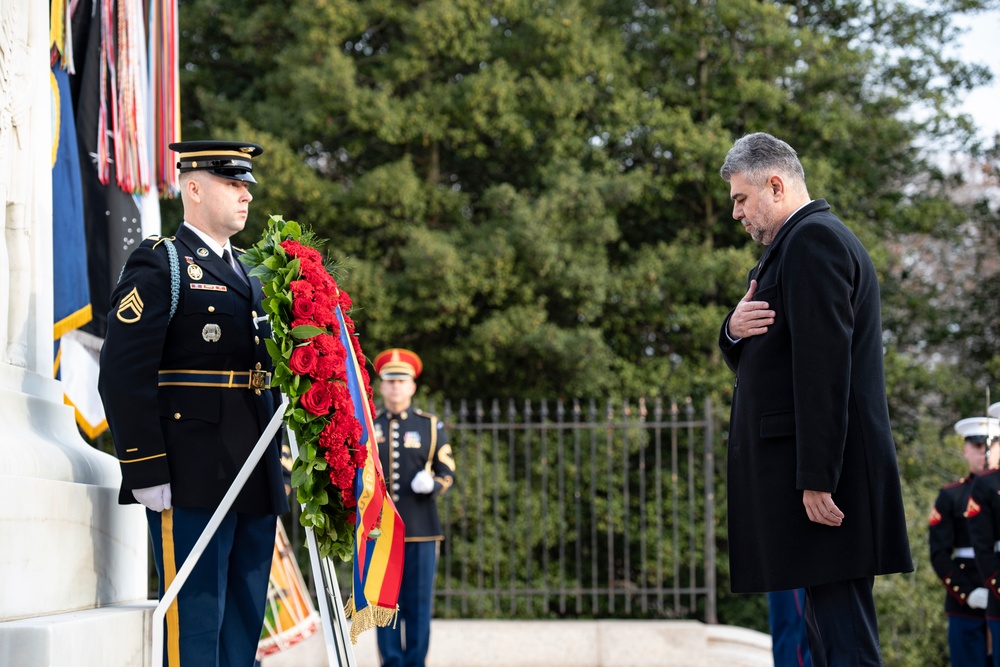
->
<box><xmin>717</xmin><ymin>133</ymin><xmax>912</xmax><ymax>666</ymax></box>
<box><xmin>99</xmin><ymin>140</ymin><xmax>289</xmax><ymax>667</ymax></box>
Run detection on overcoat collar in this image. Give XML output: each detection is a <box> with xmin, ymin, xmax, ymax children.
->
<box><xmin>751</xmin><ymin>199</ymin><xmax>831</xmax><ymax>283</ymax></box>
<box><xmin>174</xmin><ymin>224</ymin><xmax>252</xmax><ymax>298</ymax></box>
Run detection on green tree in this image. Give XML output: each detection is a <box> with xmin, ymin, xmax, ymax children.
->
<box><xmin>170</xmin><ymin>1</ymin><xmax>999</xmax><ymax>662</ymax></box>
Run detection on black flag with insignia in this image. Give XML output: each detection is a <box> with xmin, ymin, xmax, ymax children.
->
<box><xmin>63</xmin><ymin>0</ymin><xmax>148</xmax><ymax>437</ymax></box>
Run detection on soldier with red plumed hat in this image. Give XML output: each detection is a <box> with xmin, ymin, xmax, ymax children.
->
<box><xmin>371</xmin><ymin>348</ymin><xmax>455</xmax><ymax>667</ymax></box>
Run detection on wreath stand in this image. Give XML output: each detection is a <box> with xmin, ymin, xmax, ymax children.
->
<box><xmin>288</xmin><ymin>427</ymin><xmax>359</xmax><ymax>667</ymax></box>
<box><xmin>149</xmin><ymin>400</ymin><xmax>357</xmax><ymax>667</ymax></box>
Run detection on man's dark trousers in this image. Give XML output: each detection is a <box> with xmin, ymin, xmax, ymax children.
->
<box><xmin>804</xmin><ymin>577</ymin><xmax>882</xmax><ymax>667</ymax></box>
<box><xmin>148</xmin><ymin>506</ymin><xmax>275</xmax><ymax>667</ymax></box>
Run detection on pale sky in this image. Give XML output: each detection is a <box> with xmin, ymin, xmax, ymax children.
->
<box><xmin>950</xmin><ymin>9</ymin><xmax>1000</xmax><ymax>139</ymax></box>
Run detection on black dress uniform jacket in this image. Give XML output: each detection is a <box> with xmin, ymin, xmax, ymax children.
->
<box><xmin>930</xmin><ymin>476</ymin><xmax>988</xmax><ymax>617</ymax></box>
<box><xmin>98</xmin><ymin>224</ymin><xmax>288</xmax><ymax>516</ymax></box>
<box><xmin>374</xmin><ymin>408</ymin><xmax>455</xmax><ymax>540</ymax></box>
<box><xmin>719</xmin><ymin>199</ymin><xmax>912</xmax><ymax>593</ymax></box>
<box><xmin>968</xmin><ymin>469</ymin><xmax>1000</xmax><ymax>617</ymax></box>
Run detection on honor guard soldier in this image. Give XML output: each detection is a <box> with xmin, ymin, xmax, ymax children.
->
<box><xmin>931</xmin><ymin>417</ymin><xmax>997</xmax><ymax>667</ymax></box>
<box><xmin>372</xmin><ymin>348</ymin><xmax>455</xmax><ymax>667</ymax></box>
<box><xmin>969</xmin><ymin>404</ymin><xmax>1000</xmax><ymax>667</ymax></box>
<box><xmin>98</xmin><ymin>140</ymin><xmax>288</xmax><ymax>667</ymax></box>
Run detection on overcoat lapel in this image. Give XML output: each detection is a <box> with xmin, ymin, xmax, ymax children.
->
<box><xmin>750</xmin><ymin>199</ymin><xmax>832</xmax><ymax>285</ymax></box>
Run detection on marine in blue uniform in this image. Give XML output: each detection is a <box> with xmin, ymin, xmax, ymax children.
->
<box><xmin>768</xmin><ymin>588</ymin><xmax>812</xmax><ymax>667</ymax></box>
<box><xmin>98</xmin><ymin>140</ymin><xmax>289</xmax><ymax>667</ymax></box>
<box><xmin>372</xmin><ymin>348</ymin><xmax>455</xmax><ymax>667</ymax></box>
<box><xmin>969</xmin><ymin>405</ymin><xmax>1000</xmax><ymax>667</ymax></box>
<box><xmin>930</xmin><ymin>417</ymin><xmax>996</xmax><ymax>667</ymax></box>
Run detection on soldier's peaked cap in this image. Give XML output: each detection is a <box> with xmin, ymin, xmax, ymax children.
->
<box><xmin>373</xmin><ymin>348</ymin><xmax>422</xmax><ymax>380</ymax></box>
<box><xmin>169</xmin><ymin>140</ymin><xmax>263</xmax><ymax>184</ymax></box>
<box><xmin>954</xmin><ymin>416</ymin><xmax>1000</xmax><ymax>444</ymax></box>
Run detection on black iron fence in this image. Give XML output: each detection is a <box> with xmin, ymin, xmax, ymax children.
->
<box><xmin>305</xmin><ymin>397</ymin><xmax>719</xmax><ymax>624</ymax></box>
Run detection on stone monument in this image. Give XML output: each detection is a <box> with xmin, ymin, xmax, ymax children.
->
<box><xmin>0</xmin><ymin>2</ymin><xmax>150</xmax><ymax>664</ymax></box>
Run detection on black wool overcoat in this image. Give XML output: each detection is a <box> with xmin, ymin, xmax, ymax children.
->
<box><xmin>719</xmin><ymin>199</ymin><xmax>913</xmax><ymax>593</ymax></box>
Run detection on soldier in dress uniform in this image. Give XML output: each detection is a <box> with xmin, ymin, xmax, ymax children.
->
<box><xmin>931</xmin><ymin>417</ymin><xmax>997</xmax><ymax>667</ymax></box>
<box><xmin>371</xmin><ymin>348</ymin><xmax>455</xmax><ymax>667</ymax></box>
<box><xmin>969</xmin><ymin>404</ymin><xmax>1000</xmax><ymax>667</ymax></box>
<box><xmin>98</xmin><ymin>140</ymin><xmax>289</xmax><ymax>667</ymax></box>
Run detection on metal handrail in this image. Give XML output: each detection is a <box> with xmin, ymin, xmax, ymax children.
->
<box><xmin>151</xmin><ymin>398</ymin><xmax>287</xmax><ymax>667</ymax></box>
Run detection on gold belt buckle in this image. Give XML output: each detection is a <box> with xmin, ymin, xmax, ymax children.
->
<box><xmin>249</xmin><ymin>369</ymin><xmax>268</xmax><ymax>394</ymax></box>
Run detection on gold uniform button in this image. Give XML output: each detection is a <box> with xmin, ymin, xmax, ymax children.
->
<box><xmin>252</xmin><ymin>310</ymin><xmax>258</xmax><ymax>318</ymax></box>
<box><xmin>173</xmin><ymin>413</ymin><xmax>181</xmax><ymax>420</ymax></box>
<box><xmin>208</xmin><ymin>306</ymin><xmax>215</xmax><ymax>312</ymax></box>
<box><xmin>255</xmin><ymin>336</ymin><xmax>260</xmax><ymax>344</ymax></box>
<box><xmin>954</xmin><ymin>586</ymin><xmax>960</xmax><ymax>592</ymax></box>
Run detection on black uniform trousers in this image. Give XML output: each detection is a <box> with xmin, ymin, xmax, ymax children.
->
<box><xmin>148</xmin><ymin>506</ymin><xmax>276</xmax><ymax>667</ymax></box>
<box><xmin>804</xmin><ymin>578</ymin><xmax>882</xmax><ymax>667</ymax></box>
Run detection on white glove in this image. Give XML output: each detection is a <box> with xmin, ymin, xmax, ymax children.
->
<box><xmin>132</xmin><ymin>483</ymin><xmax>172</xmax><ymax>512</ymax></box>
<box><xmin>410</xmin><ymin>470</ymin><xmax>435</xmax><ymax>494</ymax></box>
<box><xmin>969</xmin><ymin>587</ymin><xmax>989</xmax><ymax>609</ymax></box>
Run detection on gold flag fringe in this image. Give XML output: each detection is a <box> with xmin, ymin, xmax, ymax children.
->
<box><xmin>344</xmin><ymin>595</ymin><xmax>399</xmax><ymax>644</ymax></box>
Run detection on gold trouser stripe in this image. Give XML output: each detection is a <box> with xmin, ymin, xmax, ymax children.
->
<box><xmin>161</xmin><ymin>509</ymin><xmax>181</xmax><ymax>667</ymax></box>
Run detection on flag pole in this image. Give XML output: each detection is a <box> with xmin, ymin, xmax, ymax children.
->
<box><xmin>287</xmin><ymin>426</ymin><xmax>358</xmax><ymax>667</ymax></box>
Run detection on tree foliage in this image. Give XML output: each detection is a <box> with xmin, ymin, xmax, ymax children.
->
<box><xmin>170</xmin><ymin>1</ymin><xmax>1000</xmax><ymax>663</ymax></box>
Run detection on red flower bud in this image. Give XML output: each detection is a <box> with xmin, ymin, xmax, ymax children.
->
<box><xmin>300</xmin><ymin>380</ymin><xmax>334</xmax><ymax>416</ymax></box>
<box><xmin>289</xmin><ymin>344</ymin><xmax>318</xmax><ymax>375</ymax></box>
<box><xmin>292</xmin><ymin>297</ymin><xmax>316</xmax><ymax>320</ymax></box>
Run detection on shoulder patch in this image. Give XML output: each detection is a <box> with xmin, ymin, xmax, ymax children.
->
<box><xmin>928</xmin><ymin>505</ymin><xmax>942</xmax><ymax>526</ymax></box>
<box><xmin>966</xmin><ymin>497</ymin><xmax>982</xmax><ymax>519</ymax></box>
<box><xmin>117</xmin><ymin>287</ymin><xmax>144</xmax><ymax>323</ymax></box>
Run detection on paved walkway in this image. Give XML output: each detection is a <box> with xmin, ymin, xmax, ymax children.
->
<box><xmin>262</xmin><ymin>619</ymin><xmax>772</xmax><ymax>667</ymax></box>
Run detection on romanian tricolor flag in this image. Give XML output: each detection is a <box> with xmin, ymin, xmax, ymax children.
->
<box><xmin>334</xmin><ymin>306</ymin><xmax>405</xmax><ymax>642</ymax></box>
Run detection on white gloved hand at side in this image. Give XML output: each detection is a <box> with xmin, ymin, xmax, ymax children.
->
<box><xmin>410</xmin><ymin>470</ymin><xmax>435</xmax><ymax>494</ymax></box>
<box><xmin>132</xmin><ymin>483</ymin><xmax>172</xmax><ymax>512</ymax></box>
<box><xmin>969</xmin><ymin>587</ymin><xmax>989</xmax><ymax>609</ymax></box>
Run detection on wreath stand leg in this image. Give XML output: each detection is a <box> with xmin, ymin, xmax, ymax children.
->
<box><xmin>288</xmin><ymin>428</ymin><xmax>358</xmax><ymax>667</ymax></box>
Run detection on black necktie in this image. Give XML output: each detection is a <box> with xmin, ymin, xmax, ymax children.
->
<box><xmin>222</xmin><ymin>249</ymin><xmax>248</xmax><ymax>285</ymax></box>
